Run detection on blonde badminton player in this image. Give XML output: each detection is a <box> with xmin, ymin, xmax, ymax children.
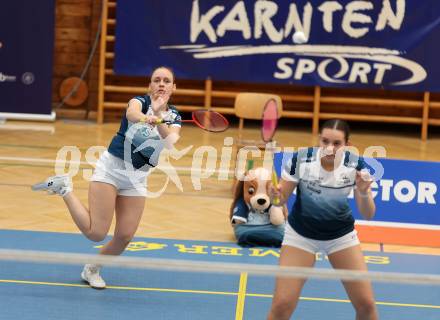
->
<box><xmin>267</xmin><ymin>119</ymin><xmax>378</xmax><ymax>320</ymax></box>
<box><xmin>32</xmin><ymin>66</ymin><xmax>181</xmax><ymax>289</ymax></box>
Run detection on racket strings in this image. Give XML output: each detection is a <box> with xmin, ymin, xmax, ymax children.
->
<box><xmin>193</xmin><ymin>110</ymin><xmax>228</xmax><ymax>132</ymax></box>
<box><xmin>262</xmin><ymin>99</ymin><xmax>279</xmax><ymax>143</ymax></box>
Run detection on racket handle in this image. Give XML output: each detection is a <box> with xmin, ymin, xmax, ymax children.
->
<box><xmin>139</xmin><ymin>117</ymin><xmax>159</xmax><ymax>124</ymax></box>
<box><xmin>31</xmin><ymin>182</ymin><xmax>48</xmax><ymax>191</ymax></box>
<box><xmin>271</xmin><ymin>170</ymin><xmax>280</xmax><ymax>206</ymax></box>
<box><xmin>139</xmin><ymin>117</ymin><xmax>168</xmax><ymax>125</ymax></box>
<box><xmin>154</xmin><ymin>119</ymin><xmax>171</xmax><ymax>125</ymax></box>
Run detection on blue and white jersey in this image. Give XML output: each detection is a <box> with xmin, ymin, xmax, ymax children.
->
<box><xmin>231</xmin><ymin>198</ymin><xmax>272</xmax><ymax>226</ymax></box>
<box><xmin>108</xmin><ymin>95</ymin><xmax>181</xmax><ymax>169</ymax></box>
<box><xmin>282</xmin><ymin>147</ymin><xmax>367</xmax><ymax>240</ymax></box>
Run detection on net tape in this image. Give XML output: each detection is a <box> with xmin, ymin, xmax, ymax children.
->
<box><xmin>0</xmin><ymin>249</ymin><xmax>439</xmax><ymax>286</ymax></box>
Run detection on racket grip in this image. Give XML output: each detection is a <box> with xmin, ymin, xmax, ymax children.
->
<box><xmin>31</xmin><ymin>182</ymin><xmax>48</xmax><ymax>191</ymax></box>
<box><xmin>154</xmin><ymin>119</ymin><xmax>171</xmax><ymax>125</ymax></box>
<box><xmin>271</xmin><ymin>170</ymin><xmax>280</xmax><ymax>206</ymax></box>
<box><xmin>140</xmin><ymin>117</ymin><xmax>168</xmax><ymax>125</ymax></box>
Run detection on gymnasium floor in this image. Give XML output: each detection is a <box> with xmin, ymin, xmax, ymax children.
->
<box><xmin>0</xmin><ymin>120</ymin><xmax>440</xmax><ymax>319</ymax></box>
<box><xmin>0</xmin><ymin>230</ymin><xmax>439</xmax><ymax>320</ymax></box>
<box><xmin>1</xmin><ymin>119</ymin><xmax>439</xmax><ymax>242</ymax></box>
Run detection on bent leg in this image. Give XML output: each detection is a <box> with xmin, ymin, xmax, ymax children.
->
<box><xmin>63</xmin><ymin>182</ymin><xmax>116</xmax><ymax>241</ymax></box>
<box><xmin>99</xmin><ymin>195</ymin><xmax>145</xmax><ymax>256</ymax></box>
<box><xmin>328</xmin><ymin>245</ymin><xmax>378</xmax><ymax>320</ymax></box>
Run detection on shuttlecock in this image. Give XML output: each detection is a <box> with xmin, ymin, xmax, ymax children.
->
<box><xmin>293</xmin><ymin>31</ymin><xmax>307</xmax><ymax>44</ymax></box>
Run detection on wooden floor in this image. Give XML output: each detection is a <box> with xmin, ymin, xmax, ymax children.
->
<box><xmin>1</xmin><ymin>119</ymin><xmax>440</xmax><ymax>255</ymax></box>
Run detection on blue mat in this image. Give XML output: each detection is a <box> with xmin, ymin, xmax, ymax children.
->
<box><xmin>0</xmin><ymin>230</ymin><xmax>439</xmax><ymax>320</ymax></box>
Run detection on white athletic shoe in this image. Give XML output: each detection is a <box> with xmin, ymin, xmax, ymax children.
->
<box><xmin>81</xmin><ymin>264</ymin><xmax>106</xmax><ymax>289</ymax></box>
<box><xmin>31</xmin><ymin>174</ymin><xmax>72</xmax><ymax>197</ymax></box>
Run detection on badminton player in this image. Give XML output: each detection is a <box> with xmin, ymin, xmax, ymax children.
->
<box><xmin>32</xmin><ymin>66</ymin><xmax>181</xmax><ymax>289</ymax></box>
<box><xmin>267</xmin><ymin>119</ymin><xmax>378</xmax><ymax>320</ymax></box>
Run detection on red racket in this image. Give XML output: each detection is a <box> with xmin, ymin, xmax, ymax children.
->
<box><xmin>261</xmin><ymin>99</ymin><xmax>280</xmax><ymax>205</ymax></box>
<box><xmin>158</xmin><ymin>109</ymin><xmax>229</xmax><ymax>132</ymax></box>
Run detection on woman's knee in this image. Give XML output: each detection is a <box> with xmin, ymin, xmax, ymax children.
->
<box><xmin>85</xmin><ymin>226</ymin><xmax>109</xmax><ymax>242</ymax></box>
<box><xmin>86</xmin><ymin>230</ymin><xmax>107</xmax><ymax>242</ymax></box>
<box><xmin>354</xmin><ymin>298</ymin><xmax>377</xmax><ymax>316</ymax></box>
<box><xmin>270</xmin><ymin>298</ymin><xmax>297</xmax><ymax>319</ymax></box>
<box><xmin>113</xmin><ymin>232</ymin><xmax>135</xmax><ymax>246</ymax></box>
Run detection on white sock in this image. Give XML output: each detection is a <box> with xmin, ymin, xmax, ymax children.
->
<box><xmin>59</xmin><ymin>186</ymin><xmax>73</xmax><ymax>197</ymax></box>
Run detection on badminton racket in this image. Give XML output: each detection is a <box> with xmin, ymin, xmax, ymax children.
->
<box><xmin>154</xmin><ymin>109</ymin><xmax>229</xmax><ymax>132</ymax></box>
<box><xmin>261</xmin><ymin>98</ymin><xmax>280</xmax><ymax>205</ymax></box>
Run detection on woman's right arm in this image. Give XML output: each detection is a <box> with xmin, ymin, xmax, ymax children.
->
<box><xmin>126</xmin><ymin>99</ymin><xmax>156</xmax><ymax>123</ymax></box>
<box><xmin>272</xmin><ymin>178</ymin><xmax>298</xmax><ymax>207</ymax></box>
<box><xmin>273</xmin><ymin>152</ymin><xmax>300</xmax><ymax>206</ymax></box>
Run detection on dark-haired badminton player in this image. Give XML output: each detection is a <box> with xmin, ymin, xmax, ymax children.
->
<box><xmin>268</xmin><ymin>119</ymin><xmax>378</xmax><ymax>320</ymax></box>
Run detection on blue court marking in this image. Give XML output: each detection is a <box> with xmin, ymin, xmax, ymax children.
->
<box><xmin>0</xmin><ymin>230</ymin><xmax>439</xmax><ymax>320</ymax></box>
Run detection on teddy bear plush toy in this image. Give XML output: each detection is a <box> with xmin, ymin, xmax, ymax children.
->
<box><xmin>230</xmin><ymin>167</ymin><xmax>287</xmax><ymax>247</ymax></box>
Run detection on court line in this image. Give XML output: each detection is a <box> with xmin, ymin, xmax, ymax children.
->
<box><xmin>0</xmin><ymin>163</ymin><xmax>58</xmax><ymax>168</ymax></box>
<box><xmin>1</xmin><ymin>278</ymin><xmax>439</xmax><ymax>309</ymax></box>
<box><xmin>0</xmin><ymin>182</ymin><xmax>231</xmax><ymax>200</ymax></box>
<box><xmin>0</xmin><ymin>163</ymin><xmax>234</xmax><ymax>183</ymax></box>
<box><xmin>0</xmin><ymin>156</ymin><xmax>234</xmax><ymax>175</ymax></box>
<box><xmin>0</xmin><ymin>279</ymin><xmax>236</xmax><ymax>296</ymax></box>
<box><xmin>0</xmin><ymin>145</ymin><xmax>227</xmax><ymax>161</ymax></box>
<box><xmin>235</xmin><ymin>272</ymin><xmax>248</xmax><ymax>320</ymax></box>
<box><xmin>0</xmin><ymin>143</ymin><xmax>91</xmax><ymax>151</ymax></box>
<box><xmin>0</xmin><ymin>125</ymin><xmax>54</xmax><ymax>133</ymax></box>
<box><xmin>0</xmin><ymin>142</ymin><xmax>234</xmax><ymax>158</ymax></box>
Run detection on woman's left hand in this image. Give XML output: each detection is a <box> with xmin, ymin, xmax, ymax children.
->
<box><xmin>151</xmin><ymin>93</ymin><xmax>169</xmax><ymax>114</ymax></box>
<box><xmin>355</xmin><ymin>170</ymin><xmax>373</xmax><ymax>193</ymax></box>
